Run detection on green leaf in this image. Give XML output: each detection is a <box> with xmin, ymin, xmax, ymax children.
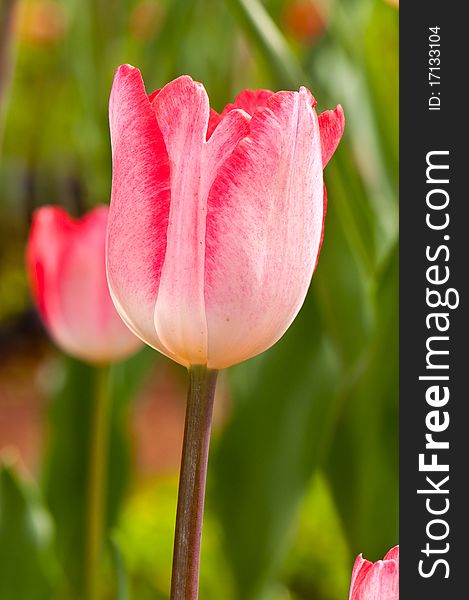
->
<box><xmin>314</xmin><ymin>178</ymin><xmax>374</xmax><ymax>367</ymax></box>
<box><xmin>324</xmin><ymin>243</ymin><xmax>399</xmax><ymax>558</ymax></box>
<box><xmin>109</xmin><ymin>536</ymin><xmax>130</xmax><ymax>600</ymax></box>
<box><xmin>42</xmin><ymin>348</ymin><xmax>155</xmax><ymax>593</ymax></box>
<box><xmin>324</xmin><ymin>145</ymin><xmax>378</xmax><ymax>276</ymax></box>
<box><xmin>107</xmin><ymin>347</ymin><xmax>157</xmax><ymax>528</ymax></box>
<box><xmin>42</xmin><ymin>358</ymin><xmax>93</xmax><ymax>593</ymax></box>
<box><xmin>225</xmin><ymin>0</ymin><xmax>305</xmax><ymax>89</ymax></box>
<box><xmin>143</xmin><ymin>0</ymin><xmax>198</xmax><ymax>87</ymax></box>
<box><xmin>0</xmin><ymin>462</ymin><xmax>56</xmax><ymax>600</ymax></box>
<box><xmin>364</xmin><ymin>1</ymin><xmax>399</xmax><ymax>191</ymax></box>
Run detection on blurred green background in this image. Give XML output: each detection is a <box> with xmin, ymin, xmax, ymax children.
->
<box><xmin>0</xmin><ymin>0</ymin><xmax>398</xmax><ymax>598</ymax></box>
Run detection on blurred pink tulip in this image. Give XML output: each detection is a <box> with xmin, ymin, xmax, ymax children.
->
<box><xmin>107</xmin><ymin>65</ymin><xmax>344</xmax><ymax>369</ymax></box>
<box><xmin>26</xmin><ymin>205</ymin><xmax>142</xmax><ymax>363</ymax></box>
<box><xmin>349</xmin><ymin>546</ymin><xmax>399</xmax><ymax>600</ymax></box>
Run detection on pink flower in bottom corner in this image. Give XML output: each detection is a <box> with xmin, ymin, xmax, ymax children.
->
<box><xmin>349</xmin><ymin>546</ymin><xmax>399</xmax><ymax>600</ymax></box>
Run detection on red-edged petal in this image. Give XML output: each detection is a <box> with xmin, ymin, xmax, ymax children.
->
<box><xmin>384</xmin><ymin>545</ymin><xmax>399</xmax><ymax>563</ymax></box>
<box><xmin>204</xmin><ymin>86</ymin><xmax>324</xmax><ymax>369</ymax></box>
<box><xmin>206</xmin><ymin>108</ymin><xmax>222</xmax><ymax>139</ymax></box>
<box><xmin>356</xmin><ymin>559</ymin><xmax>399</xmax><ymax>600</ymax></box>
<box><xmin>107</xmin><ymin>65</ymin><xmax>173</xmax><ymax>358</ymax></box>
<box><xmin>221</xmin><ymin>88</ymin><xmax>274</xmax><ymax>118</ymax></box>
<box><xmin>152</xmin><ymin>76</ymin><xmax>250</xmax><ymax>366</ymax></box>
<box><xmin>349</xmin><ymin>554</ymin><xmax>373</xmax><ymax>600</ymax></box>
<box><xmin>318</xmin><ymin>104</ymin><xmax>345</xmax><ymax>167</ymax></box>
<box><xmin>26</xmin><ymin>206</ymin><xmax>73</xmax><ymax>338</ymax></box>
<box><xmin>148</xmin><ymin>88</ymin><xmax>161</xmax><ymax>102</ymax></box>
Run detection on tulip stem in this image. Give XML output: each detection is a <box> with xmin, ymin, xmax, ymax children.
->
<box><xmin>85</xmin><ymin>364</ymin><xmax>111</xmax><ymax>600</ymax></box>
<box><xmin>170</xmin><ymin>365</ymin><xmax>218</xmax><ymax>600</ymax></box>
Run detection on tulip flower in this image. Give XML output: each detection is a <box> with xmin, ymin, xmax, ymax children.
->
<box><xmin>107</xmin><ymin>65</ymin><xmax>344</xmax><ymax>370</ymax></box>
<box><xmin>107</xmin><ymin>64</ymin><xmax>344</xmax><ymax>600</ymax></box>
<box><xmin>349</xmin><ymin>546</ymin><xmax>399</xmax><ymax>600</ymax></box>
<box><xmin>27</xmin><ymin>204</ymin><xmax>142</xmax><ymax>363</ymax></box>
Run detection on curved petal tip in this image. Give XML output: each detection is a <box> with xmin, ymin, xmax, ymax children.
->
<box><xmin>318</xmin><ymin>104</ymin><xmax>345</xmax><ymax>167</ymax></box>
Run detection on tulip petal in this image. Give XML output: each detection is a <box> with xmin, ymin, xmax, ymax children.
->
<box><xmin>383</xmin><ymin>545</ymin><xmax>399</xmax><ymax>563</ymax></box>
<box><xmin>356</xmin><ymin>560</ymin><xmax>399</xmax><ymax>600</ymax></box>
<box><xmin>28</xmin><ymin>206</ymin><xmax>141</xmax><ymax>363</ymax></box>
<box><xmin>315</xmin><ymin>184</ymin><xmax>328</xmax><ymax>270</ymax></box>
<box><xmin>348</xmin><ymin>554</ymin><xmax>373</xmax><ymax>600</ymax></box>
<box><xmin>27</xmin><ymin>207</ymin><xmax>76</xmax><ymax>351</ymax></box>
<box><xmin>204</xmin><ymin>87</ymin><xmax>324</xmax><ymax>369</ymax></box>
<box><xmin>206</xmin><ymin>108</ymin><xmax>222</xmax><ymax>139</ymax></box>
<box><xmin>318</xmin><ymin>104</ymin><xmax>345</xmax><ymax>167</ymax></box>
<box><xmin>58</xmin><ymin>207</ymin><xmax>141</xmax><ymax>361</ymax></box>
<box><xmin>221</xmin><ymin>88</ymin><xmax>274</xmax><ymax>117</ymax></box>
<box><xmin>152</xmin><ymin>76</ymin><xmax>250</xmax><ymax>366</ymax></box>
<box><xmin>107</xmin><ymin>65</ymin><xmax>173</xmax><ymax>357</ymax></box>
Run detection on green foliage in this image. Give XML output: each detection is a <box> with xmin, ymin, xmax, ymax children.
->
<box><xmin>282</xmin><ymin>474</ymin><xmax>350</xmax><ymax>600</ymax></box>
<box><xmin>109</xmin><ymin>536</ymin><xmax>131</xmax><ymax>600</ymax></box>
<box><xmin>0</xmin><ymin>462</ymin><xmax>57</xmax><ymax>599</ymax></box>
<box><xmin>324</xmin><ymin>244</ymin><xmax>399</xmax><ymax>559</ymax></box>
<box><xmin>42</xmin><ymin>349</ymin><xmax>155</xmax><ymax>595</ymax></box>
<box><xmin>116</xmin><ymin>476</ymin><xmax>234</xmax><ymax>600</ymax></box>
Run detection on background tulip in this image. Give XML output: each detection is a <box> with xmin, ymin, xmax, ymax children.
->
<box><xmin>349</xmin><ymin>546</ymin><xmax>399</xmax><ymax>600</ymax></box>
<box><xmin>27</xmin><ymin>204</ymin><xmax>142</xmax><ymax>600</ymax></box>
<box><xmin>26</xmin><ymin>205</ymin><xmax>142</xmax><ymax>364</ymax></box>
<box><xmin>107</xmin><ymin>65</ymin><xmax>344</xmax><ymax>370</ymax></box>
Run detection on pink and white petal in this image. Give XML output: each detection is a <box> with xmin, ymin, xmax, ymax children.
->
<box><xmin>107</xmin><ymin>65</ymin><xmax>172</xmax><ymax>357</ymax></box>
<box><xmin>221</xmin><ymin>88</ymin><xmax>274</xmax><ymax>118</ymax></box>
<box><xmin>204</xmin><ymin>108</ymin><xmax>251</xmax><ymax>180</ymax></box>
<box><xmin>318</xmin><ymin>104</ymin><xmax>345</xmax><ymax>167</ymax></box>
<box><xmin>26</xmin><ymin>206</ymin><xmax>80</xmax><ymax>354</ymax></box>
<box><xmin>151</xmin><ymin>76</ymin><xmax>210</xmax><ymax>365</ymax></box>
<box><xmin>57</xmin><ymin>208</ymin><xmax>106</xmax><ymax>359</ymax></box>
<box><xmin>315</xmin><ymin>184</ymin><xmax>328</xmax><ymax>270</ymax></box>
<box><xmin>206</xmin><ymin>108</ymin><xmax>222</xmax><ymax>139</ymax></box>
<box><xmin>152</xmin><ymin>77</ymin><xmax>250</xmax><ymax>366</ymax></box>
<box><xmin>58</xmin><ymin>207</ymin><xmax>141</xmax><ymax>362</ymax></box>
<box><xmin>204</xmin><ymin>87</ymin><xmax>324</xmax><ymax>369</ymax></box>
<box><xmin>357</xmin><ymin>560</ymin><xmax>399</xmax><ymax>600</ymax></box>
<box><xmin>384</xmin><ymin>545</ymin><xmax>399</xmax><ymax>563</ymax></box>
<box><xmin>349</xmin><ymin>554</ymin><xmax>373</xmax><ymax>600</ymax></box>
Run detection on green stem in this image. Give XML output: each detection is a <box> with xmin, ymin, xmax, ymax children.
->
<box><xmin>170</xmin><ymin>366</ymin><xmax>219</xmax><ymax>600</ymax></box>
<box><xmin>85</xmin><ymin>364</ymin><xmax>111</xmax><ymax>600</ymax></box>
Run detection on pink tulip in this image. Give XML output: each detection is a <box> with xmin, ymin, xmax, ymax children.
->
<box><xmin>107</xmin><ymin>65</ymin><xmax>344</xmax><ymax>369</ymax></box>
<box><xmin>26</xmin><ymin>205</ymin><xmax>142</xmax><ymax>363</ymax></box>
<box><xmin>349</xmin><ymin>546</ymin><xmax>399</xmax><ymax>600</ymax></box>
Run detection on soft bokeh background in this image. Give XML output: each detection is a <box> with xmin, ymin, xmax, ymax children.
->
<box><xmin>0</xmin><ymin>0</ymin><xmax>398</xmax><ymax>598</ymax></box>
